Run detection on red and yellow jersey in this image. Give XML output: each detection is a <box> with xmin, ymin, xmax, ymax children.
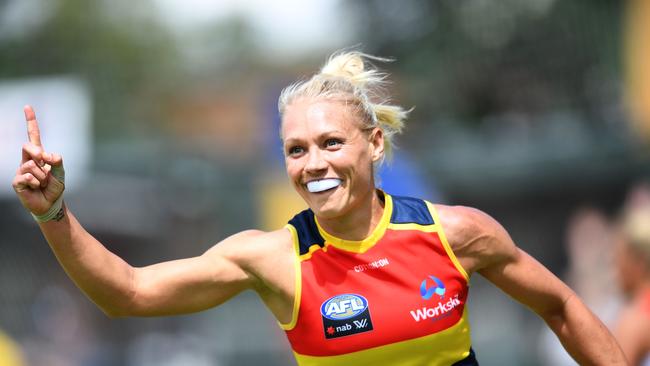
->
<box><xmin>280</xmin><ymin>192</ymin><xmax>478</xmax><ymax>366</ymax></box>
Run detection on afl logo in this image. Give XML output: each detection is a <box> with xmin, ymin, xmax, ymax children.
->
<box><xmin>320</xmin><ymin>294</ymin><xmax>369</xmax><ymax>320</ymax></box>
<box><xmin>420</xmin><ymin>275</ymin><xmax>446</xmax><ymax>300</ymax></box>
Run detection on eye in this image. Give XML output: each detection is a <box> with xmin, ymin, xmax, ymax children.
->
<box><xmin>287</xmin><ymin>146</ymin><xmax>304</xmax><ymax>156</ymax></box>
<box><xmin>324</xmin><ymin>138</ymin><xmax>342</xmax><ymax>149</ymax></box>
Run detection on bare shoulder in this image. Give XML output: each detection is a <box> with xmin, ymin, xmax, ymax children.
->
<box><xmin>203</xmin><ymin>227</ymin><xmax>295</xmax><ymax>292</ymax></box>
<box><xmin>434</xmin><ymin>204</ymin><xmax>518</xmax><ymax>274</ymax></box>
<box><xmin>205</xmin><ymin>228</ymin><xmax>294</xmax><ymax>264</ymax></box>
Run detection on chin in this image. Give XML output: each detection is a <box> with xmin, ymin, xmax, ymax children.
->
<box><xmin>312</xmin><ymin>195</ymin><xmax>355</xmax><ymax>220</ymax></box>
<box><xmin>309</xmin><ymin>201</ymin><xmax>343</xmax><ymax>219</ymax></box>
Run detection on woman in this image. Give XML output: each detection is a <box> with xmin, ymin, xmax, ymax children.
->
<box><xmin>614</xmin><ymin>205</ymin><xmax>650</xmax><ymax>365</ymax></box>
<box><xmin>13</xmin><ymin>51</ymin><xmax>626</xmax><ymax>365</ymax></box>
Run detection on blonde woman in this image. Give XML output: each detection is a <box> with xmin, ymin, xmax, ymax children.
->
<box><xmin>13</xmin><ymin>51</ymin><xmax>627</xmax><ymax>365</ymax></box>
<box><xmin>615</xmin><ymin>205</ymin><xmax>650</xmax><ymax>365</ymax></box>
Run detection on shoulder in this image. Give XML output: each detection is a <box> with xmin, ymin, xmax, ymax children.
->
<box><xmin>203</xmin><ymin>227</ymin><xmax>295</xmax><ymax>290</ymax></box>
<box><xmin>205</xmin><ymin>228</ymin><xmax>294</xmax><ymax>262</ymax></box>
<box><xmin>434</xmin><ymin>204</ymin><xmax>518</xmax><ymax>274</ymax></box>
<box><xmin>204</xmin><ymin>228</ymin><xmax>293</xmax><ymax>268</ymax></box>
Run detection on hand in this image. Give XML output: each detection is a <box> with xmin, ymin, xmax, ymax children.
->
<box><xmin>12</xmin><ymin>105</ymin><xmax>65</xmax><ymax>216</ymax></box>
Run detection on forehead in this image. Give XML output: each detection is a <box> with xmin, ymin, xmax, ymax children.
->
<box><xmin>281</xmin><ymin>98</ymin><xmax>361</xmax><ymax>140</ymax></box>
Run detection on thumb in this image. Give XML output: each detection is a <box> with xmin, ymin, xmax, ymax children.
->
<box><xmin>43</xmin><ymin>152</ymin><xmax>65</xmax><ymax>184</ymax></box>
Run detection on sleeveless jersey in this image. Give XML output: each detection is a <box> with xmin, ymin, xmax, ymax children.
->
<box><xmin>280</xmin><ymin>192</ymin><xmax>478</xmax><ymax>366</ymax></box>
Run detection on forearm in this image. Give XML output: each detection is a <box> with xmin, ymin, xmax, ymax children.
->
<box><xmin>38</xmin><ymin>203</ymin><xmax>135</xmax><ymax>316</ymax></box>
<box><xmin>543</xmin><ymin>292</ymin><xmax>628</xmax><ymax>365</ymax></box>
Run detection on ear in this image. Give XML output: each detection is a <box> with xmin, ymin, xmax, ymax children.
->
<box><xmin>368</xmin><ymin>127</ymin><xmax>385</xmax><ymax>163</ymax></box>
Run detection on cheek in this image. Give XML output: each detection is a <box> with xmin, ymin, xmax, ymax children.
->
<box><xmin>285</xmin><ymin>160</ymin><xmax>300</xmax><ymax>180</ymax></box>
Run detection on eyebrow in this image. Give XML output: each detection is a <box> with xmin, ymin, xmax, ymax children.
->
<box><xmin>283</xmin><ymin>129</ymin><xmax>346</xmax><ymax>144</ymax></box>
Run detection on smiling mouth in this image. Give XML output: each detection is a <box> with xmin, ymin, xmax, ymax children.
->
<box><xmin>306</xmin><ymin>178</ymin><xmax>342</xmax><ymax>193</ymax></box>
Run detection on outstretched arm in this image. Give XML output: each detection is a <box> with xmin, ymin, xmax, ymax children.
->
<box><xmin>37</xmin><ymin>208</ymin><xmax>262</xmax><ymax>317</ymax></box>
<box><xmin>438</xmin><ymin>205</ymin><xmax>628</xmax><ymax>365</ymax></box>
<box><xmin>13</xmin><ymin>106</ymin><xmax>283</xmax><ymax>318</ymax></box>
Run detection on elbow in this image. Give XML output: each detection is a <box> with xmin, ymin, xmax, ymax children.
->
<box><xmin>96</xmin><ymin>280</ymin><xmax>140</xmax><ymax>318</ymax></box>
<box><xmin>103</xmin><ymin>266</ymin><xmax>140</xmax><ymax>318</ymax></box>
<box><xmin>98</xmin><ymin>302</ymin><xmax>132</xmax><ymax>318</ymax></box>
<box><xmin>101</xmin><ymin>309</ymin><xmax>124</xmax><ymax>319</ymax></box>
<box><xmin>538</xmin><ymin>291</ymin><xmax>577</xmax><ymax>330</ymax></box>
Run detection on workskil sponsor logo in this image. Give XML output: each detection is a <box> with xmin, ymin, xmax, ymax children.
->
<box><xmin>321</xmin><ymin>294</ymin><xmax>373</xmax><ymax>339</ymax></box>
<box><xmin>411</xmin><ymin>275</ymin><xmax>462</xmax><ymax>322</ymax></box>
<box><xmin>410</xmin><ymin>294</ymin><xmax>462</xmax><ymax>322</ymax></box>
<box><xmin>420</xmin><ymin>275</ymin><xmax>446</xmax><ymax>300</ymax></box>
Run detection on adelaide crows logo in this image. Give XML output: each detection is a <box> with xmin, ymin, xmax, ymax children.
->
<box><xmin>420</xmin><ymin>275</ymin><xmax>446</xmax><ymax>300</ymax></box>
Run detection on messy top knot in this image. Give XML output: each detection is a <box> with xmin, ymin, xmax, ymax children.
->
<box><xmin>278</xmin><ymin>50</ymin><xmax>410</xmax><ymax>163</ymax></box>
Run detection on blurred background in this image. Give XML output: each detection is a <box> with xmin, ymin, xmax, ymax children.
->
<box><xmin>1</xmin><ymin>0</ymin><xmax>650</xmax><ymax>365</ymax></box>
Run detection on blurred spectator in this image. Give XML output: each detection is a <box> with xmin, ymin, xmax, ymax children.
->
<box><xmin>622</xmin><ymin>181</ymin><xmax>650</xmax><ymax>212</ymax></box>
<box><xmin>538</xmin><ymin>206</ymin><xmax>623</xmax><ymax>365</ymax></box>
<box><xmin>613</xmin><ymin>183</ymin><xmax>650</xmax><ymax>365</ymax></box>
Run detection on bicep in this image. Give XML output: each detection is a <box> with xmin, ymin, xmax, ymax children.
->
<box><xmin>442</xmin><ymin>205</ymin><xmax>573</xmax><ymax>316</ymax></box>
<box><xmin>127</xmin><ymin>233</ymin><xmax>259</xmax><ymax>317</ymax></box>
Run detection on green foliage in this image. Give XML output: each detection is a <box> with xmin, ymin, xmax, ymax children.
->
<box><xmin>349</xmin><ymin>0</ymin><xmax>622</xmax><ymax>127</ymax></box>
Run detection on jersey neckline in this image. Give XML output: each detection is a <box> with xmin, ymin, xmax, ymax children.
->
<box><xmin>313</xmin><ymin>191</ymin><xmax>393</xmax><ymax>253</ymax></box>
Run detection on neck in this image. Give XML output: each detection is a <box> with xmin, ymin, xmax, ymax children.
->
<box><xmin>317</xmin><ymin>189</ymin><xmax>385</xmax><ymax>241</ymax></box>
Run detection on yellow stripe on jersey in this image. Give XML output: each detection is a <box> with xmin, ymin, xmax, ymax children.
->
<box><xmin>293</xmin><ymin>308</ymin><xmax>472</xmax><ymax>366</ymax></box>
<box><xmin>299</xmin><ymin>244</ymin><xmax>328</xmax><ymax>262</ymax></box>
<box><xmin>313</xmin><ymin>194</ymin><xmax>394</xmax><ymax>254</ymax></box>
<box><xmin>427</xmin><ymin>202</ymin><xmax>470</xmax><ymax>282</ymax></box>
<box><xmin>278</xmin><ymin>224</ymin><xmax>302</xmax><ymax>331</ymax></box>
<box><xmin>387</xmin><ymin>222</ymin><xmax>438</xmax><ymax>232</ymax></box>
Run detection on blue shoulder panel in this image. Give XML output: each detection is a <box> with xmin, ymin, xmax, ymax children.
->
<box><xmin>390</xmin><ymin>195</ymin><xmax>435</xmax><ymax>225</ymax></box>
<box><xmin>287</xmin><ymin>209</ymin><xmax>325</xmax><ymax>255</ymax></box>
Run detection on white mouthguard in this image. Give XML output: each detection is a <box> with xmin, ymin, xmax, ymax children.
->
<box><xmin>307</xmin><ymin>178</ymin><xmax>342</xmax><ymax>193</ymax></box>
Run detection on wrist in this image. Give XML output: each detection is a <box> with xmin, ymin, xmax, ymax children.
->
<box><xmin>32</xmin><ymin>195</ymin><xmax>65</xmax><ymax>222</ymax></box>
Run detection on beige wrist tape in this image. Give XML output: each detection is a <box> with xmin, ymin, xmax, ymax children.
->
<box><xmin>32</xmin><ymin>195</ymin><xmax>64</xmax><ymax>222</ymax></box>
<box><xmin>32</xmin><ymin>164</ymin><xmax>65</xmax><ymax>223</ymax></box>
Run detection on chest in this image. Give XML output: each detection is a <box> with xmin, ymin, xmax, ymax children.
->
<box><xmin>288</xmin><ymin>229</ymin><xmax>469</xmax><ymax>357</ymax></box>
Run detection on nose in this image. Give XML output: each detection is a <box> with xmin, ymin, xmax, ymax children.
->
<box><xmin>304</xmin><ymin>147</ymin><xmax>328</xmax><ymax>174</ymax></box>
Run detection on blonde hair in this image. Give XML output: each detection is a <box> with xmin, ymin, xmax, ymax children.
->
<box><xmin>621</xmin><ymin>206</ymin><xmax>650</xmax><ymax>265</ymax></box>
<box><xmin>278</xmin><ymin>50</ymin><xmax>409</xmax><ymax>163</ymax></box>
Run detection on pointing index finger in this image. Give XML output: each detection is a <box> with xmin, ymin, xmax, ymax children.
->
<box><xmin>24</xmin><ymin>105</ymin><xmax>43</xmax><ymax>147</ymax></box>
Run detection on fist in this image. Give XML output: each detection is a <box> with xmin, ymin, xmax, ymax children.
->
<box><xmin>12</xmin><ymin>105</ymin><xmax>65</xmax><ymax>216</ymax></box>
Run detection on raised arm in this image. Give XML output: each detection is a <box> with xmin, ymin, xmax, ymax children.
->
<box><xmin>12</xmin><ymin>106</ymin><xmax>293</xmax><ymax>318</ymax></box>
<box><xmin>437</xmin><ymin>205</ymin><xmax>628</xmax><ymax>365</ymax></box>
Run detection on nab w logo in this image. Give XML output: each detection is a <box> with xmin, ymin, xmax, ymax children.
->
<box><xmin>420</xmin><ymin>275</ymin><xmax>446</xmax><ymax>300</ymax></box>
<box><xmin>353</xmin><ymin>319</ymin><xmax>368</xmax><ymax>329</ymax></box>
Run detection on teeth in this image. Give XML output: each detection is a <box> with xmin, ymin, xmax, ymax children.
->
<box><xmin>307</xmin><ymin>178</ymin><xmax>342</xmax><ymax>193</ymax></box>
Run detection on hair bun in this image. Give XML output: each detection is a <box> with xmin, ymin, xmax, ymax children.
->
<box><xmin>278</xmin><ymin>49</ymin><xmax>409</xmax><ymax>164</ymax></box>
<box><xmin>321</xmin><ymin>53</ymin><xmax>365</xmax><ymax>79</ymax></box>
